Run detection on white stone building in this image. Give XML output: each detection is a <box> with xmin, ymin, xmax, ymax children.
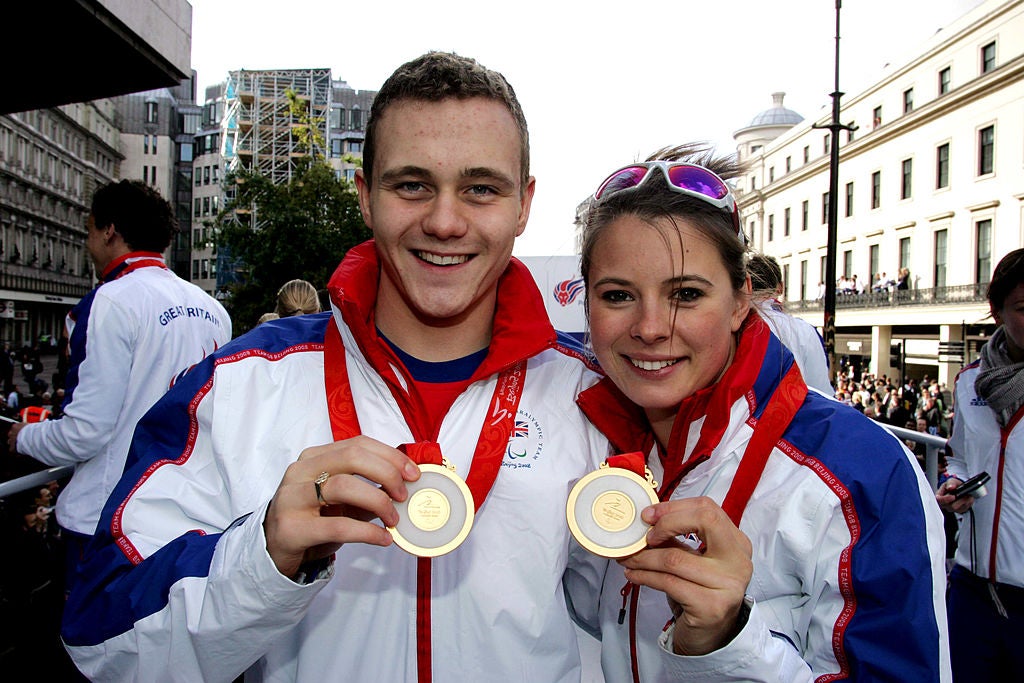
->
<box><xmin>735</xmin><ymin>0</ymin><xmax>1024</xmax><ymax>387</ymax></box>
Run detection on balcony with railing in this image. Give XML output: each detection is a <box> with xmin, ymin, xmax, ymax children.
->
<box><xmin>788</xmin><ymin>283</ymin><xmax>988</xmax><ymax>313</ymax></box>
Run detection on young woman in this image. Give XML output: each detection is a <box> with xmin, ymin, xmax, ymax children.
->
<box><xmin>938</xmin><ymin>248</ymin><xmax>1024</xmax><ymax>681</ymax></box>
<box><xmin>569</xmin><ymin>145</ymin><xmax>950</xmax><ymax>681</ymax></box>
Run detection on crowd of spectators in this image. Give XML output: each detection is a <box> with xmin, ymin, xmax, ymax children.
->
<box><xmin>0</xmin><ymin>335</ymin><xmax>79</xmax><ymax>675</ymax></box>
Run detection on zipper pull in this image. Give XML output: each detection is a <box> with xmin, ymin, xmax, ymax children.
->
<box><xmin>618</xmin><ymin>582</ymin><xmax>633</xmax><ymax>625</ymax></box>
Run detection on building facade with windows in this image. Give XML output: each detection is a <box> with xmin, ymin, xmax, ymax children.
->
<box><xmin>111</xmin><ymin>78</ymin><xmax>203</xmax><ymax>279</ymax></box>
<box><xmin>735</xmin><ymin>0</ymin><xmax>1024</xmax><ymax>386</ymax></box>
<box><xmin>0</xmin><ymin>103</ymin><xmax>121</xmax><ymax>346</ymax></box>
<box><xmin>192</xmin><ymin>70</ymin><xmax>376</xmax><ymax>297</ymax></box>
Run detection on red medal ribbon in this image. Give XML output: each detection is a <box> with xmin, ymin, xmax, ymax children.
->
<box><xmin>323</xmin><ymin>320</ymin><xmax>527</xmax><ymax>683</ymax></box>
<box><xmin>721</xmin><ymin>363</ymin><xmax>807</xmax><ymax>525</ymax></box>
<box><xmin>606</xmin><ymin>451</ymin><xmax>648</xmax><ymax>478</ymax></box>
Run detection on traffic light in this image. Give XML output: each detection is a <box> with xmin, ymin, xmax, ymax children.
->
<box><xmin>890</xmin><ymin>342</ymin><xmax>902</xmax><ymax>367</ymax></box>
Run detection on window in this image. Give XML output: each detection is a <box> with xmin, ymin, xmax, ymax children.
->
<box><xmin>982</xmin><ymin>41</ymin><xmax>996</xmax><ymax>73</ymax></box>
<box><xmin>843</xmin><ymin>250</ymin><xmax>853</xmax><ymax>279</ymax></box>
<box><xmin>769</xmin><ymin>167</ymin><xmax>775</xmax><ymax>183</ymax></box>
<box><xmin>978</xmin><ymin>125</ymin><xmax>994</xmax><ymax>175</ymax></box>
<box><xmin>331</xmin><ymin>139</ymin><xmax>343</xmax><ymax>158</ymax></box>
<box><xmin>871</xmin><ymin>171</ymin><xmax>881</xmax><ymax>209</ymax></box>
<box><xmin>212</xmin><ymin>165</ymin><xmax>219</xmax><ymax>183</ymax></box>
<box><xmin>800</xmin><ymin>260</ymin><xmax>808</xmax><ymax>300</ymax></box>
<box><xmin>801</xmin><ymin>200</ymin><xmax>809</xmax><ymax>231</ymax></box>
<box><xmin>195</xmin><ymin>168</ymin><xmax>202</xmax><ymax>187</ymax></box>
<box><xmin>146</xmin><ymin>101</ymin><xmax>158</xmax><ymax>124</ymax></box>
<box><xmin>192</xmin><ymin>259</ymin><xmax>199</xmax><ymax>279</ymax></box>
<box><xmin>143</xmin><ymin>166</ymin><xmax>148</xmax><ymax>184</ymax></box>
<box><xmin>144</xmin><ymin>134</ymin><xmax>149</xmax><ymax>155</ymax></box>
<box><xmin>153</xmin><ymin>136</ymin><xmax>157</xmax><ymax>155</ymax></box>
<box><xmin>822</xmin><ymin>192</ymin><xmax>830</xmax><ymax>224</ymax></box>
<box><xmin>934</xmin><ymin>229</ymin><xmax>947</xmax><ymax>288</ymax></box>
<box><xmin>202</xmin><ymin>197</ymin><xmax>210</xmax><ymax>216</ymax></box>
<box><xmin>212</xmin><ymin>196</ymin><xmax>219</xmax><ymax>213</ymax></box>
<box><xmin>179</xmin><ymin>142</ymin><xmax>193</xmax><ymax>163</ymax></box>
<box><xmin>203</xmin><ymin>166</ymin><xmax>211</xmax><ymax>185</ymax></box>
<box><xmin>846</xmin><ymin>124</ymin><xmax>855</xmax><ymax>143</ymax></box>
<box><xmin>872</xmin><ymin>106</ymin><xmax>882</xmax><ymax>129</ymax></box>
<box><xmin>194</xmin><ymin>198</ymin><xmax>201</xmax><ymax>218</ymax></box>
<box><xmin>803</xmin><ymin>146</ymin><xmax>809</xmax><ymax>164</ymax></box>
<box><xmin>350</xmin><ymin>108</ymin><xmax>362</xmax><ymax>130</ymax></box>
<box><xmin>748</xmin><ymin>220</ymin><xmax>755</xmax><ymax>242</ymax></box>
<box><xmin>901</xmin><ymin>158</ymin><xmax>912</xmax><ymax>199</ymax></box>
<box><xmin>193</xmin><ymin>228</ymin><xmax>200</xmax><ymax>245</ymax></box>
<box><xmin>784</xmin><ymin>207</ymin><xmax>791</xmax><ymax>236</ymax></box>
<box><xmin>845</xmin><ymin>181</ymin><xmax>854</xmax><ymax>217</ymax></box>
<box><xmin>936</xmin><ymin>143</ymin><xmax>950</xmax><ymax>189</ymax></box>
<box><xmin>335</xmin><ymin>108</ymin><xmax>345</xmax><ymax>129</ymax></box>
<box><xmin>869</xmin><ymin>244</ymin><xmax>880</xmax><ymax>284</ymax></box>
<box><xmin>899</xmin><ymin>237</ymin><xmax>911</xmax><ymax>271</ymax></box>
<box><xmin>150</xmin><ymin>166</ymin><xmax>156</xmax><ymax>185</ymax></box>
<box><xmin>820</xmin><ymin>255</ymin><xmax>827</xmax><ymax>286</ymax></box>
<box><xmin>939</xmin><ymin>67</ymin><xmax>951</xmax><ymax>95</ymax></box>
<box><xmin>903</xmin><ymin>88</ymin><xmax>914</xmax><ymax>114</ymax></box>
<box><xmin>785</xmin><ymin>156</ymin><xmax>791</xmax><ymax>173</ymax></box>
<box><xmin>783</xmin><ymin>264</ymin><xmax>789</xmax><ymax>297</ymax></box>
<box><xmin>750</xmin><ymin>175</ymin><xmax>757</xmax><ymax>191</ymax></box>
<box><xmin>201</xmin><ymin>259</ymin><xmax>209</xmax><ymax>280</ymax></box>
<box><xmin>976</xmin><ymin>219</ymin><xmax>992</xmax><ymax>285</ymax></box>
<box><xmin>768</xmin><ymin>214</ymin><xmax>774</xmax><ymax>242</ymax></box>
<box><xmin>823</xmin><ymin>134</ymin><xmax>830</xmax><ymax>155</ymax></box>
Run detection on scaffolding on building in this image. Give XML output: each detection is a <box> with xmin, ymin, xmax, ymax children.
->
<box><xmin>222</xmin><ymin>69</ymin><xmax>331</xmax><ymax>185</ymax></box>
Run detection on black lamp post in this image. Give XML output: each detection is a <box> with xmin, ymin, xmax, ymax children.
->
<box><xmin>811</xmin><ymin>0</ymin><xmax>856</xmax><ymax>383</ymax></box>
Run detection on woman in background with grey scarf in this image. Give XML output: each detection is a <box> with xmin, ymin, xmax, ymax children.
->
<box><xmin>938</xmin><ymin>247</ymin><xmax>1024</xmax><ymax>682</ymax></box>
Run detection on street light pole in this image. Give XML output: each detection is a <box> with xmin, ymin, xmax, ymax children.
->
<box><xmin>812</xmin><ymin>0</ymin><xmax>856</xmax><ymax>384</ymax></box>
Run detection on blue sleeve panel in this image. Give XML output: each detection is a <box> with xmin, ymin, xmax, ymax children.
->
<box><xmin>785</xmin><ymin>391</ymin><xmax>943</xmax><ymax>681</ymax></box>
<box><xmin>61</xmin><ymin>312</ymin><xmax>331</xmax><ymax>647</ymax></box>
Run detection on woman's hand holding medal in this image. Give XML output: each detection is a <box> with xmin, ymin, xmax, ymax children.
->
<box><xmin>619</xmin><ymin>497</ymin><xmax>753</xmax><ymax>656</ymax></box>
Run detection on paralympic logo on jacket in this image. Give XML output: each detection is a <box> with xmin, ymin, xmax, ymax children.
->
<box><xmin>503</xmin><ymin>409</ymin><xmax>544</xmax><ymax>469</ymax></box>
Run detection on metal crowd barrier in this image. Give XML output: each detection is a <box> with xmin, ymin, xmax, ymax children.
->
<box><xmin>0</xmin><ymin>465</ymin><xmax>73</xmax><ymax>498</ymax></box>
<box><xmin>0</xmin><ymin>427</ymin><xmax>944</xmax><ymax>500</ymax></box>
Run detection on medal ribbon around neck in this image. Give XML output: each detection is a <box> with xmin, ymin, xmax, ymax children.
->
<box><xmin>323</xmin><ymin>322</ymin><xmax>527</xmax><ymax>514</ymax></box>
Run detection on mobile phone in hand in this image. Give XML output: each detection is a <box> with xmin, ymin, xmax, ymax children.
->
<box><xmin>953</xmin><ymin>471</ymin><xmax>991</xmax><ymax>500</ymax></box>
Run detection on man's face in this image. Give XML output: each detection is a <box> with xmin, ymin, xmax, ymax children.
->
<box><xmin>85</xmin><ymin>213</ymin><xmax>110</xmax><ymax>274</ymax></box>
<box><xmin>356</xmin><ymin>98</ymin><xmax>534</xmax><ymax>342</ymax></box>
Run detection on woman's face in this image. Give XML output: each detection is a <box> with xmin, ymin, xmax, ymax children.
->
<box><xmin>995</xmin><ymin>281</ymin><xmax>1024</xmax><ymax>362</ymax></box>
<box><xmin>587</xmin><ymin>215</ymin><xmax>749</xmax><ymax>426</ymax></box>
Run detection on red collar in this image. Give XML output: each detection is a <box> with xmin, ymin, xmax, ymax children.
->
<box><xmin>326</xmin><ymin>240</ymin><xmax>556</xmax><ymax>439</ymax></box>
<box><xmin>99</xmin><ymin>251</ymin><xmax>167</xmax><ymax>282</ymax></box>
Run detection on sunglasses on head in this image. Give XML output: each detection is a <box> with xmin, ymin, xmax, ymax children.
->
<box><xmin>593</xmin><ymin>161</ymin><xmax>743</xmax><ymax>243</ymax></box>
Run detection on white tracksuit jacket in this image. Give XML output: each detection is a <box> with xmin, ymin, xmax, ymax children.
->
<box><xmin>947</xmin><ymin>359</ymin><xmax>1024</xmax><ymax>587</ymax></box>
<box><xmin>62</xmin><ymin>243</ymin><xmax>610</xmax><ymax>682</ymax></box>
<box><xmin>16</xmin><ymin>252</ymin><xmax>231</xmax><ymax>536</ymax></box>
<box><xmin>569</xmin><ymin>321</ymin><xmax>951</xmax><ymax>682</ymax></box>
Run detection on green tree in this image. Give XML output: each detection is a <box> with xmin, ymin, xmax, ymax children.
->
<box><xmin>215</xmin><ymin>159</ymin><xmax>371</xmax><ymax>334</ymax></box>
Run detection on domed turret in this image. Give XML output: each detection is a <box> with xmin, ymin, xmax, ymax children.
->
<box><xmin>734</xmin><ymin>92</ymin><xmax>804</xmax><ymax>161</ymax></box>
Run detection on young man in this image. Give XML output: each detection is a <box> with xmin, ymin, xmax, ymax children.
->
<box><xmin>8</xmin><ymin>180</ymin><xmax>231</xmax><ymax>586</ymax></box>
<box><xmin>62</xmin><ymin>53</ymin><xmax>609</xmax><ymax>681</ymax></box>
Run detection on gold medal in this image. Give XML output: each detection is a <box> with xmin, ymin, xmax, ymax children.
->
<box><xmin>389</xmin><ymin>461</ymin><xmax>474</xmax><ymax>557</ymax></box>
<box><xmin>567</xmin><ymin>463</ymin><xmax>658</xmax><ymax>558</ymax></box>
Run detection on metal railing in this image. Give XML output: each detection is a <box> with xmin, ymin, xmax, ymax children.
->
<box><xmin>0</xmin><ymin>429</ymin><xmax>944</xmax><ymax>499</ymax></box>
<box><xmin>790</xmin><ymin>283</ymin><xmax>987</xmax><ymax>313</ymax></box>
<box><xmin>883</xmin><ymin>424</ymin><xmax>945</xmax><ymax>491</ymax></box>
<box><xmin>0</xmin><ymin>465</ymin><xmax>73</xmax><ymax>498</ymax></box>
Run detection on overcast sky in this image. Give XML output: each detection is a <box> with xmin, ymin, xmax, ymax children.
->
<box><xmin>189</xmin><ymin>0</ymin><xmax>986</xmax><ymax>256</ymax></box>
